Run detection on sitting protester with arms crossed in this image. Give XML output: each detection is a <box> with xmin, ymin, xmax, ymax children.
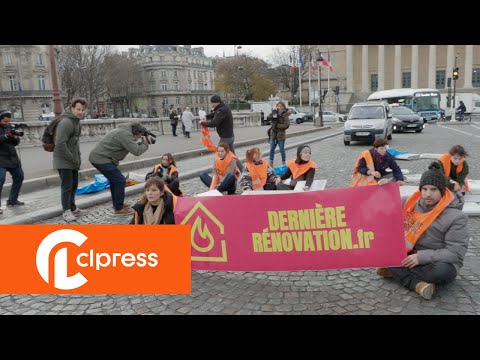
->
<box><xmin>376</xmin><ymin>162</ymin><xmax>469</xmax><ymax>300</ymax></box>
<box><xmin>145</xmin><ymin>152</ymin><xmax>183</xmax><ymax>196</ymax></box>
<box><xmin>130</xmin><ymin>177</ymin><xmax>175</xmax><ymax>225</ymax></box>
<box><xmin>240</xmin><ymin>147</ymin><xmax>279</xmax><ymax>192</ymax></box>
<box><xmin>199</xmin><ymin>143</ymin><xmax>238</xmax><ymax>195</ymax></box>
<box><xmin>275</xmin><ymin>144</ymin><xmax>317</xmax><ymax>191</ymax></box>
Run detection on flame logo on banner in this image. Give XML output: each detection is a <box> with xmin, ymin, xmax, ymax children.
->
<box><xmin>180</xmin><ymin>202</ymin><xmax>228</xmax><ymax>262</ymax></box>
<box><xmin>191</xmin><ymin>217</ymin><xmax>214</xmax><ymax>252</ymax></box>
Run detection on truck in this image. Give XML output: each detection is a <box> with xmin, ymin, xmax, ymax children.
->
<box><xmin>440</xmin><ymin>92</ymin><xmax>480</xmax><ymax>115</ymax></box>
<box><xmin>251</xmin><ymin>99</ymin><xmax>289</xmax><ymax>125</ymax></box>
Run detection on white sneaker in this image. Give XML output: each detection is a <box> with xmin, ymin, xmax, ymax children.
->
<box><xmin>63</xmin><ymin>209</ymin><xmax>76</xmax><ymax>222</ymax></box>
<box><xmin>72</xmin><ymin>208</ymin><xmax>86</xmax><ymax>216</ymax></box>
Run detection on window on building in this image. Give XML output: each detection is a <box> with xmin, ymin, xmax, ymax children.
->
<box><xmin>5</xmin><ymin>53</ymin><xmax>12</xmax><ymax>65</ymax></box>
<box><xmin>150</xmin><ymin>71</ymin><xmax>154</xmax><ymax>77</ymax></box>
<box><xmin>195</xmin><ymin>96</ymin><xmax>198</xmax><ymax>103</ymax></box>
<box><xmin>151</xmin><ymin>98</ymin><xmax>156</xmax><ymax>105</ymax></box>
<box><xmin>436</xmin><ymin>70</ymin><xmax>446</xmax><ymax>89</ymax></box>
<box><xmin>163</xmin><ymin>98</ymin><xmax>168</xmax><ymax>105</ymax></box>
<box><xmin>161</xmin><ymin>70</ymin><xmax>166</xmax><ymax>77</ymax></box>
<box><xmin>148</xmin><ymin>57</ymin><xmax>153</xmax><ymax>62</ymax></box>
<box><xmin>200</xmin><ymin>96</ymin><xmax>204</xmax><ymax>103</ymax></box>
<box><xmin>159</xmin><ymin>56</ymin><xmax>164</xmax><ymax>62</ymax></box>
<box><xmin>176</xmin><ymin>97</ymin><xmax>180</xmax><ymax>104</ymax></box>
<box><xmin>38</xmin><ymin>75</ymin><xmax>46</xmax><ymax>90</ymax></box>
<box><xmin>161</xmin><ymin>82</ymin><xmax>167</xmax><ymax>91</ymax></box>
<box><xmin>194</xmin><ymin>70</ymin><xmax>197</xmax><ymax>79</ymax></box>
<box><xmin>188</xmin><ymin>70</ymin><xmax>191</xmax><ymax>78</ymax></box>
<box><xmin>174</xmin><ymin>81</ymin><xmax>179</xmax><ymax>90</ymax></box>
<box><xmin>371</xmin><ymin>74</ymin><xmax>378</xmax><ymax>92</ymax></box>
<box><xmin>402</xmin><ymin>72</ymin><xmax>411</xmax><ymax>88</ymax></box>
<box><xmin>37</xmin><ymin>54</ymin><xmax>43</xmax><ymax>65</ymax></box>
<box><xmin>9</xmin><ymin>76</ymin><xmax>16</xmax><ymax>91</ymax></box>
<box><xmin>198</xmin><ymin>72</ymin><xmax>202</xmax><ymax>80</ymax></box>
<box><xmin>174</xmin><ymin>70</ymin><xmax>178</xmax><ymax>77</ymax></box>
<box><xmin>473</xmin><ymin>69</ymin><xmax>480</xmax><ymax>87</ymax></box>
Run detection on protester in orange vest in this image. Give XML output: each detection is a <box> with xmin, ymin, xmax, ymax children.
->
<box><xmin>437</xmin><ymin>145</ymin><xmax>470</xmax><ymax>194</ymax></box>
<box><xmin>130</xmin><ymin>177</ymin><xmax>175</xmax><ymax>225</ymax></box>
<box><xmin>275</xmin><ymin>144</ymin><xmax>317</xmax><ymax>191</ymax></box>
<box><xmin>240</xmin><ymin>147</ymin><xmax>279</xmax><ymax>191</ymax></box>
<box><xmin>351</xmin><ymin>139</ymin><xmax>405</xmax><ymax>187</ymax></box>
<box><xmin>376</xmin><ymin>162</ymin><xmax>469</xmax><ymax>300</ymax></box>
<box><xmin>199</xmin><ymin>143</ymin><xmax>238</xmax><ymax>195</ymax></box>
<box><xmin>145</xmin><ymin>153</ymin><xmax>183</xmax><ymax>196</ymax></box>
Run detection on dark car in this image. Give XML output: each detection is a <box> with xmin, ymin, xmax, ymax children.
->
<box><xmin>390</xmin><ymin>106</ymin><xmax>424</xmax><ymax>133</ymax></box>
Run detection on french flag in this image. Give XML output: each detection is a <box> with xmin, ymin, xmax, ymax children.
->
<box><xmin>309</xmin><ymin>52</ymin><xmax>316</xmax><ymax>71</ymax></box>
<box><xmin>318</xmin><ymin>50</ymin><xmax>333</xmax><ymax>72</ymax></box>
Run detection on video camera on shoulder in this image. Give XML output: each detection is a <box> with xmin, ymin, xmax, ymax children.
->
<box><xmin>271</xmin><ymin>109</ymin><xmax>279</xmax><ymax>121</ymax></box>
<box><xmin>8</xmin><ymin>123</ymin><xmax>28</xmax><ymax>137</ymax></box>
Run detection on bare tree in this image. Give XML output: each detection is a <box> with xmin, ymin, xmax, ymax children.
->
<box><xmin>57</xmin><ymin>45</ymin><xmax>113</xmax><ymax>113</ymax></box>
<box><xmin>214</xmin><ymin>54</ymin><xmax>276</xmax><ymax>102</ymax></box>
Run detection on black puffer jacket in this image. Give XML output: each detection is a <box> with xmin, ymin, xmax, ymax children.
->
<box><xmin>202</xmin><ymin>102</ymin><xmax>234</xmax><ymax>138</ymax></box>
<box><xmin>0</xmin><ymin>124</ymin><xmax>21</xmax><ymax>168</ymax></box>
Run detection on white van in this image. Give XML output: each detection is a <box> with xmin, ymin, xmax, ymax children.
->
<box><xmin>343</xmin><ymin>101</ymin><xmax>393</xmax><ymax>145</ymax></box>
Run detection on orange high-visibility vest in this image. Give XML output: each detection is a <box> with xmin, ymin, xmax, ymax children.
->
<box><xmin>438</xmin><ymin>153</ymin><xmax>470</xmax><ymax>192</ymax></box>
<box><xmin>351</xmin><ymin>150</ymin><xmax>377</xmax><ymax>187</ymax></box>
<box><xmin>214</xmin><ymin>151</ymin><xmax>238</xmax><ymax>178</ymax></box>
<box><xmin>153</xmin><ymin>164</ymin><xmax>178</xmax><ymax>177</ymax></box>
<box><xmin>246</xmin><ymin>161</ymin><xmax>268</xmax><ymax>190</ymax></box>
<box><xmin>285</xmin><ymin>159</ymin><xmax>317</xmax><ymax>180</ymax></box>
<box><xmin>403</xmin><ymin>189</ymin><xmax>454</xmax><ymax>253</ymax></box>
<box><xmin>201</xmin><ymin>126</ymin><xmax>217</xmax><ymax>151</ymax></box>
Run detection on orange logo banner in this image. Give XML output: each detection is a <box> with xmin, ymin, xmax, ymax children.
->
<box><xmin>0</xmin><ymin>225</ymin><xmax>191</xmax><ymax>294</ymax></box>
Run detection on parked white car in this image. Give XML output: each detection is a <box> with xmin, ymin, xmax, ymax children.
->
<box><xmin>288</xmin><ymin>107</ymin><xmax>308</xmax><ymax>124</ymax></box>
<box><xmin>315</xmin><ymin>111</ymin><xmax>347</xmax><ymax>122</ymax></box>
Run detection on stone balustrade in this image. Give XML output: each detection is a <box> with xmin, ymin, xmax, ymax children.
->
<box><xmin>16</xmin><ymin>112</ymin><xmax>261</xmax><ymax>147</ymax></box>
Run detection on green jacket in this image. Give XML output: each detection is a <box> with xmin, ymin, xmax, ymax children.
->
<box><xmin>268</xmin><ymin>109</ymin><xmax>291</xmax><ymax>141</ymax></box>
<box><xmin>53</xmin><ymin>108</ymin><xmax>81</xmax><ymax>170</ymax></box>
<box><xmin>89</xmin><ymin>123</ymin><xmax>149</xmax><ymax>166</ymax></box>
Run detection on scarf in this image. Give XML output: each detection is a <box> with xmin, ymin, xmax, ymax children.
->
<box><xmin>143</xmin><ymin>199</ymin><xmax>165</xmax><ymax>224</ymax></box>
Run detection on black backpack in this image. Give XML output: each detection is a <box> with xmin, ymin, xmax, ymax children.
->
<box><xmin>41</xmin><ymin>116</ymin><xmax>63</xmax><ymax>152</ymax></box>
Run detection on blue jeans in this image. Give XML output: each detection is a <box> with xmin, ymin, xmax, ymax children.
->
<box><xmin>200</xmin><ymin>172</ymin><xmax>237</xmax><ymax>195</ymax></box>
<box><xmin>91</xmin><ymin>162</ymin><xmax>126</xmax><ymax>211</ymax></box>
<box><xmin>0</xmin><ymin>166</ymin><xmax>24</xmax><ymax>207</ymax></box>
<box><xmin>269</xmin><ymin>139</ymin><xmax>286</xmax><ymax>162</ymax></box>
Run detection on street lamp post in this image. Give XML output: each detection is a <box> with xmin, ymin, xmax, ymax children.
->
<box><xmin>48</xmin><ymin>45</ymin><xmax>63</xmax><ymax>116</ymax></box>
<box><xmin>316</xmin><ymin>55</ymin><xmax>324</xmax><ymax>127</ymax></box>
<box><xmin>234</xmin><ymin>45</ymin><xmax>242</xmax><ymax>112</ymax></box>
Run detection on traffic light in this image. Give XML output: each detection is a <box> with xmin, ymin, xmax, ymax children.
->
<box><xmin>453</xmin><ymin>67</ymin><xmax>459</xmax><ymax>80</ymax></box>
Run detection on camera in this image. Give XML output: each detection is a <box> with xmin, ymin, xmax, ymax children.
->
<box><xmin>141</xmin><ymin>130</ymin><xmax>157</xmax><ymax>144</ymax></box>
<box><xmin>7</xmin><ymin>123</ymin><xmax>28</xmax><ymax>137</ymax></box>
<box><xmin>271</xmin><ymin>109</ymin><xmax>279</xmax><ymax>121</ymax></box>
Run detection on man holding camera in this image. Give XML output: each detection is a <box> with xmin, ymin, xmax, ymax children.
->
<box><xmin>89</xmin><ymin>122</ymin><xmax>153</xmax><ymax>215</ymax></box>
<box><xmin>0</xmin><ymin>110</ymin><xmax>25</xmax><ymax>214</ymax></box>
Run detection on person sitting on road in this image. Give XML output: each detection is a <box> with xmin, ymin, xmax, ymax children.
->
<box><xmin>145</xmin><ymin>153</ymin><xmax>184</xmax><ymax>197</ymax></box>
<box><xmin>275</xmin><ymin>144</ymin><xmax>316</xmax><ymax>191</ymax></box>
<box><xmin>376</xmin><ymin>162</ymin><xmax>469</xmax><ymax>300</ymax></box>
<box><xmin>130</xmin><ymin>177</ymin><xmax>175</xmax><ymax>225</ymax></box>
<box><xmin>437</xmin><ymin>145</ymin><xmax>469</xmax><ymax>195</ymax></box>
<box><xmin>199</xmin><ymin>143</ymin><xmax>238</xmax><ymax>195</ymax></box>
<box><xmin>240</xmin><ymin>147</ymin><xmax>279</xmax><ymax>192</ymax></box>
<box><xmin>351</xmin><ymin>138</ymin><xmax>405</xmax><ymax>187</ymax></box>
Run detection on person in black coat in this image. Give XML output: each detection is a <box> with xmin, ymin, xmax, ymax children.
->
<box><xmin>0</xmin><ymin>110</ymin><xmax>25</xmax><ymax>214</ymax></box>
<box><xmin>130</xmin><ymin>177</ymin><xmax>175</xmax><ymax>224</ymax></box>
<box><xmin>169</xmin><ymin>109</ymin><xmax>179</xmax><ymax>137</ymax></box>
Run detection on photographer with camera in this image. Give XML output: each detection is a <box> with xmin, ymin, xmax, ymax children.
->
<box><xmin>0</xmin><ymin>110</ymin><xmax>25</xmax><ymax>214</ymax></box>
<box><xmin>267</xmin><ymin>101</ymin><xmax>291</xmax><ymax>167</ymax></box>
<box><xmin>89</xmin><ymin>122</ymin><xmax>153</xmax><ymax>215</ymax></box>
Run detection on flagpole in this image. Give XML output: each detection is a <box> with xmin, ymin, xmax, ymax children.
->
<box><xmin>308</xmin><ymin>46</ymin><xmax>311</xmax><ymax>107</ymax></box>
<box><xmin>327</xmin><ymin>47</ymin><xmax>331</xmax><ymax>94</ymax></box>
<box><xmin>298</xmin><ymin>46</ymin><xmax>302</xmax><ymax>107</ymax></box>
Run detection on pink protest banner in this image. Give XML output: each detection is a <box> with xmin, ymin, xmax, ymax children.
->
<box><xmin>175</xmin><ymin>183</ymin><xmax>405</xmax><ymax>271</ymax></box>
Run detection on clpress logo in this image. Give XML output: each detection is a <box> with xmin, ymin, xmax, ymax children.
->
<box><xmin>0</xmin><ymin>225</ymin><xmax>191</xmax><ymax>294</ymax></box>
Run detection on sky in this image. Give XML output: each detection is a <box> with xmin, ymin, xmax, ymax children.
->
<box><xmin>115</xmin><ymin>45</ymin><xmax>288</xmax><ymax>61</ymax></box>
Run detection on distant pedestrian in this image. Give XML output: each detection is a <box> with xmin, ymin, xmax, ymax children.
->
<box><xmin>181</xmin><ymin>107</ymin><xmax>194</xmax><ymax>138</ymax></box>
<box><xmin>0</xmin><ymin>110</ymin><xmax>25</xmax><ymax>215</ymax></box>
<box><xmin>200</xmin><ymin>94</ymin><xmax>243</xmax><ymax>172</ymax></box>
<box><xmin>170</xmin><ymin>109</ymin><xmax>179</xmax><ymax>137</ymax></box>
<box><xmin>260</xmin><ymin>110</ymin><xmax>265</xmax><ymax>125</ymax></box>
<box><xmin>89</xmin><ymin>122</ymin><xmax>151</xmax><ymax>215</ymax></box>
<box><xmin>376</xmin><ymin>162</ymin><xmax>469</xmax><ymax>300</ymax></box>
<box><xmin>199</xmin><ymin>106</ymin><xmax>207</xmax><ymax>120</ymax></box>
<box><xmin>53</xmin><ymin>97</ymin><xmax>87</xmax><ymax>222</ymax></box>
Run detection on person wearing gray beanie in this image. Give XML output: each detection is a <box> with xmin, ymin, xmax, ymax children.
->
<box><xmin>376</xmin><ymin>160</ymin><xmax>469</xmax><ymax>300</ymax></box>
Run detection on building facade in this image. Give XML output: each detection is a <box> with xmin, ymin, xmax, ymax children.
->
<box><xmin>128</xmin><ymin>45</ymin><xmax>214</xmax><ymax>117</ymax></box>
<box><xmin>0</xmin><ymin>45</ymin><xmax>57</xmax><ymax>121</ymax></box>
<box><xmin>295</xmin><ymin>45</ymin><xmax>480</xmax><ymax>109</ymax></box>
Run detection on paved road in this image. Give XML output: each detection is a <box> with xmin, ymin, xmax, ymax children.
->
<box><xmin>1</xmin><ymin>121</ymin><xmax>480</xmax><ymax>315</ymax></box>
